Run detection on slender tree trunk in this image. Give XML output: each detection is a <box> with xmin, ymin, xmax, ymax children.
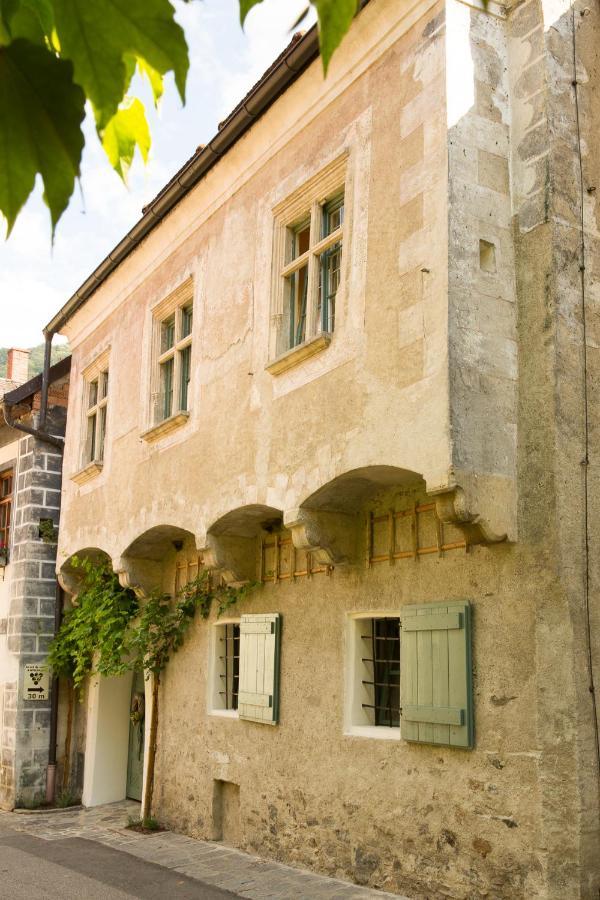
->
<box><xmin>62</xmin><ymin>679</ymin><xmax>74</xmax><ymax>793</ymax></box>
<box><xmin>142</xmin><ymin>674</ymin><xmax>159</xmax><ymax>821</ymax></box>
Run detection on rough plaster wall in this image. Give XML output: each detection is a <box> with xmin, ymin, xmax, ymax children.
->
<box><xmin>55</xmin><ymin>0</ymin><xmax>453</xmax><ymax>571</ymax></box>
<box><xmin>446</xmin><ymin>1</ymin><xmax>519</xmax><ymax>541</ymax></box>
<box><xmin>153</xmin><ymin>487</ymin><xmax>547</xmax><ymax>900</ymax></box>
<box><xmin>508</xmin><ymin>0</ymin><xmax>600</xmax><ymax>896</ymax></box>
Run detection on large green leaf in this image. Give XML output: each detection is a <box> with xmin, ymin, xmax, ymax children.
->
<box><xmin>315</xmin><ymin>0</ymin><xmax>358</xmax><ymax>73</ymax></box>
<box><xmin>137</xmin><ymin>57</ymin><xmax>164</xmax><ymax>107</ymax></box>
<box><xmin>0</xmin><ymin>0</ymin><xmax>54</xmax><ymax>45</ymax></box>
<box><xmin>101</xmin><ymin>97</ymin><xmax>150</xmax><ymax>180</ymax></box>
<box><xmin>240</xmin><ymin>0</ymin><xmax>357</xmax><ymax>74</ymax></box>
<box><xmin>239</xmin><ymin>0</ymin><xmax>260</xmax><ymax>23</ymax></box>
<box><xmin>0</xmin><ymin>39</ymin><xmax>85</xmax><ymax>235</ymax></box>
<box><xmin>51</xmin><ymin>0</ymin><xmax>188</xmax><ymax>127</ymax></box>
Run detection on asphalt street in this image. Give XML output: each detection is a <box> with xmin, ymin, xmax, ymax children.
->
<box><xmin>0</xmin><ymin>821</ymin><xmax>237</xmax><ymax>900</ymax></box>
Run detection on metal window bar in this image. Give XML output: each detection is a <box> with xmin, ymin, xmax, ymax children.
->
<box><xmin>361</xmin><ymin>618</ymin><xmax>400</xmax><ymax>728</ymax></box>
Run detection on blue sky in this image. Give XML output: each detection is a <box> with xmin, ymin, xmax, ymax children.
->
<box><xmin>1</xmin><ymin>0</ymin><xmax>316</xmax><ymax>347</ymax></box>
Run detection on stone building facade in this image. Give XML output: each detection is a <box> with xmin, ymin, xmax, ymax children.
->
<box><xmin>0</xmin><ymin>355</ymin><xmax>70</xmax><ymax>808</ymax></box>
<box><xmin>49</xmin><ymin>0</ymin><xmax>600</xmax><ymax>896</ymax></box>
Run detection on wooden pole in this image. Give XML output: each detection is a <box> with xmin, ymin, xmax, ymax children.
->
<box><xmin>62</xmin><ymin>680</ymin><xmax>74</xmax><ymax>793</ymax></box>
<box><xmin>142</xmin><ymin>674</ymin><xmax>159</xmax><ymax>821</ymax></box>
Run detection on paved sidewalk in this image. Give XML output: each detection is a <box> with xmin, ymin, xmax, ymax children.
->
<box><xmin>2</xmin><ymin>801</ymin><xmax>406</xmax><ymax>900</ymax></box>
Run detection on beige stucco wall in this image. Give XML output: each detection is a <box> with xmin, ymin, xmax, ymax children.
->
<box><xmin>153</xmin><ymin>513</ymin><xmax>546</xmax><ymax>899</ymax></box>
<box><xmin>53</xmin><ymin>0</ymin><xmax>600</xmax><ymax>896</ymax></box>
<box><xmin>57</xmin><ymin>0</ymin><xmax>453</xmax><ymax>561</ymax></box>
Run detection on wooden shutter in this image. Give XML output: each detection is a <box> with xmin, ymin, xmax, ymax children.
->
<box><xmin>238</xmin><ymin>614</ymin><xmax>281</xmax><ymax>725</ymax></box>
<box><xmin>400</xmin><ymin>601</ymin><xmax>473</xmax><ymax>749</ymax></box>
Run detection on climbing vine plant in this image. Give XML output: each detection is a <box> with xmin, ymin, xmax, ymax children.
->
<box><xmin>127</xmin><ymin>570</ymin><xmax>254</xmax><ymax>817</ymax></box>
<box><xmin>48</xmin><ymin>559</ymin><xmax>253</xmax><ymax>812</ymax></box>
<box><xmin>48</xmin><ymin>556</ymin><xmax>138</xmax><ymax>690</ymax></box>
<box><xmin>47</xmin><ymin>555</ymin><xmax>138</xmax><ymax>792</ymax></box>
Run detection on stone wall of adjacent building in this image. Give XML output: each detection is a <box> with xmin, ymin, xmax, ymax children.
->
<box><xmin>0</xmin><ymin>423</ymin><xmax>64</xmax><ymax>809</ymax></box>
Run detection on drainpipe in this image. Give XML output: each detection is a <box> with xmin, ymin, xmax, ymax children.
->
<box><xmin>1</xmin><ymin>330</ymin><xmax>64</xmax><ymax>451</ymax></box>
<box><xmin>46</xmin><ymin>582</ymin><xmax>63</xmax><ymax>804</ymax></box>
<box><xmin>39</xmin><ymin>332</ymin><xmax>52</xmax><ymax>430</ymax></box>
<box><xmin>2</xmin><ymin>402</ymin><xmax>64</xmax><ymax>451</ymax></box>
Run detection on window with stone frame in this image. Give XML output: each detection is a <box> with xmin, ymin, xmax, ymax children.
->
<box><xmin>346</xmin><ymin>613</ymin><xmax>401</xmax><ymax>738</ymax></box>
<box><xmin>280</xmin><ymin>193</ymin><xmax>344</xmax><ymax>350</ymax></box>
<box><xmin>153</xmin><ymin>297</ymin><xmax>193</xmax><ymax>425</ymax></box>
<box><xmin>210</xmin><ymin>621</ymin><xmax>240</xmax><ymax>715</ymax></box>
<box><xmin>269</xmin><ymin>156</ymin><xmax>347</xmax><ymax>365</ymax></box>
<box><xmin>83</xmin><ymin>368</ymin><xmax>109</xmax><ymax>465</ymax></box>
<box><xmin>0</xmin><ymin>469</ymin><xmax>13</xmax><ymax>554</ymax></box>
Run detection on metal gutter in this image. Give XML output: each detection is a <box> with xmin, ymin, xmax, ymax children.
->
<box><xmin>44</xmin><ymin>1</ymin><xmax>371</xmax><ymax>337</ymax></box>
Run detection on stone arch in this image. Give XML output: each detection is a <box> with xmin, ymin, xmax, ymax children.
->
<box><xmin>115</xmin><ymin>524</ymin><xmax>198</xmax><ymax>598</ymax></box>
<box><xmin>58</xmin><ymin>547</ymin><xmax>112</xmax><ymax>601</ymax></box>
<box><xmin>203</xmin><ymin>504</ymin><xmax>283</xmax><ymax>584</ymax></box>
<box><xmin>284</xmin><ymin>465</ymin><xmax>424</xmax><ymax>565</ymax></box>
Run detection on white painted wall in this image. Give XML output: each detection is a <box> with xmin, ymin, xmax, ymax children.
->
<box><xmin>82</xmin><ymin>670</ymin><xmax>133</xmax><ymax>807</ymax></box>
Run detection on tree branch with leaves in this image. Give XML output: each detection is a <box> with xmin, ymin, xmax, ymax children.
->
<box><xmin>0</xmin><ymin>0</ymin><xmax>359</xmax><ymax>237</ymax></box>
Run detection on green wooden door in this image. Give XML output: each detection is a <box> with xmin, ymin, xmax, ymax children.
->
<box><xmin>126</xmin><ymin>670</ymin><xmax>145</xmax><ymax>801</ymax></box>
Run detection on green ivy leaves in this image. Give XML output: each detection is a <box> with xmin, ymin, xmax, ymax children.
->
<box><xmin>48</xmin><ymin>561</ymin><xmax>253</xmax><ymax>688</ymax></box>
<box><xmin>47</xmin><ymin>557</ymin><xmax>138</xmax><ymax>691</ymax></box>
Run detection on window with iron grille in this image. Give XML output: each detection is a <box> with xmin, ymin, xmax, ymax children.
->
<box><xmin>347</xmin><ymin>614</ymin><xmax>401</xmax><ymax>737</ymax></box>
<box><xmin>0</xmin><ymin>470</ymin><xmax>13</xmax><ymax>554</ymax></box>
<box><xmin>211</xmin><ymin>622</ymin><xmax>240</xmax><ymax>714</ymax></box>
<box><xmin>280</xmin><ymin>192</ymin><xmax>344</xmax><ymax>353</ymax></box>
<box><xmin>155</xmin><ymin>302</ymin><xmax>193</xmax><ymax>423</ymax></box>
<box><xmin>84</xmin><ymin>369</ymin><xmax>109</xmax><ymax>464</ymax></box>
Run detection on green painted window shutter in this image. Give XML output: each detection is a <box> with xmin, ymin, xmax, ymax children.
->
<box><xmin>238</xmin><ymin>614</ymin><xmax>281</xmax><ymax>725</ymax></box>
<box><xmin>400</xmin><ymin>601</ymin><xmax>473</xmax><ymax>749</ymax></box>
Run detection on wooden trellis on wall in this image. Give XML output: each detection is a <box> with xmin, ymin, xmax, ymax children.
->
<box><xmin>367</xmin><ymin>502</ymin><xmax>466</xmax><ymax>566</ymax></box>
<box><xmin>260</xmin><ymin>533</ymin><xmax>331</xmax><ymax>583</ymax></box>
<box><xmin>173</xmin><ymin>502</ymin><xmax>467</xmax><ymax>590</ymax></box>
<box><xmin>174</xmin><ymin>554</ymin><xmax>204</xmax><ymax>592</ymax></box>
<box><xmin>174</xmin><ymin>555</ymin><xmax>227</xmax><ymax>592</ymax></box>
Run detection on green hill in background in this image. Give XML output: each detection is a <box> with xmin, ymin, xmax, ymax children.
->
<box><xmin>0</xmin><ymin>342</ymin><xmax>71</xmax><ymax>379</ymax></box>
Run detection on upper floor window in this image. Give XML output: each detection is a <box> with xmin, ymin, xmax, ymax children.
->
<box><xmin>268</xmin><ymin>155</ymin><xmax>348</xmax><ymax>372</ymax></box>
<box><xmin>280</xmin><ymin>192</ymin><xmax>344</xmax><ymax>352</ymax></box>
<box><xmin>0</xmin><ymin>470</ymin><xmax>13</xmax><ymax>554</ymax></box>
<box><xmin>154</xmin><ymin>301</ymin><xmax>193</xmax><ymax>424</ymax></box>
<box><xmin>84</xmin><ymin>369</ymin><xmax>109</xmax><ymax>464</ymax></box>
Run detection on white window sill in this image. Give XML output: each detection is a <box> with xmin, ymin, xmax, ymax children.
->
<box><xmin>208</xmin><ymin>709</ymin><xmax>239</xmax><ymax>720</ymax></box>
<box><xmin>344</xmin><ymin>725</ymin><xmax>401</xmax><ymax>741</ymax></box>
<box><xmin>266</xmin><ymin>332</ymin><xmax>332</xmax><ymax>376</ymax></box>
<box><xmin>140</xmin><ymin>411</ymin><xmax>190</xmax><ymax>444</ymax></box>
<box><xmin>71</xmin><ymin>460</ymin><xmax>103</xmax><ymax>485</ymax></box>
